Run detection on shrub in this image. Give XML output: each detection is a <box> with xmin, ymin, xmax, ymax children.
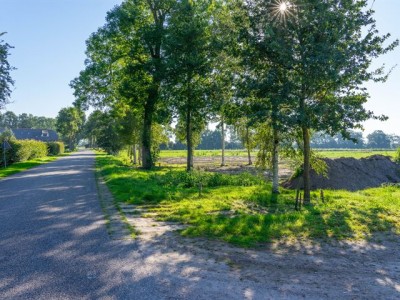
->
<box><xmin>156</xmin><ymin>169</ymin><xmax>263</xmax><ymax>188</ymax></box>
<box><xmin>9</xmin><ymin>139</ymin><xmax>48</xmax><ymax>163</ymax></box>
<box><xmin>395</xmin><ymin>148</ymin><xmax>400</xmax><ymax>164</ymax></box>
<box><xmin>47</xmin><ymin>142</ymin><xmax>65</xmax><ymax>155</ymax></box>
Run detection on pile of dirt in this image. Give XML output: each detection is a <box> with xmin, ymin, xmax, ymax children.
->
<box><xmin>284</xmin><ymin>155</ymin><xmax>400</xmax><ymax>191</ymax></box>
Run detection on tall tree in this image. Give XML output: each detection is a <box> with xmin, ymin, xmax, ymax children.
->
<box><xmin>56</xmin><ymin>107</ymin><xmax>84</xmax><ymax>150</ymax></box>
<box><xmin>208</xmin><ymin>0</ymin><xmax>245</xmax><ymax>167</ymax></box>
<box><xmin>0</xmin><ymin>33</ymin><xmax>15</xmax><ymax>109</ymax></box>
<box><xmin>71</xmin><ymin>0</ymin><xmax>174</xmax><ymax>169</ymax></box>
<box><xmin>367</xmin><ymin>130</ymin><xmax>391</xmax><ymax>149</ymax></box>
<box><xmin>247</xmin><ymin>0</ymin><xmax>398</xmax><ymax>203</ymax></box>
<box><xmin>164</xmin><ymin>0</ymin><xmax>214</xmax><ymax>171</ymax></box>
<box><xmin>84</xmin><ymin>110</ymin><xmax>104</xmax><ymax>148</ymax></box>
<box><xmin>1</xmin><ymin>111</ymin><xmax>18</xmax><ymax>128</ymax></box>
<box><xmin>17</xmin><ymin>113</ymin><xmax>35</xmax><ymax>128</ymax></box>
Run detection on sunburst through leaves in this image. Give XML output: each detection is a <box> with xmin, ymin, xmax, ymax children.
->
<box><xmin>269</xmin><ymin>0</ymin><xmax>296</xmax><ymax>25</ymax></box>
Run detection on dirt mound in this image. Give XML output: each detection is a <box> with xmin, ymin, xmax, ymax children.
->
<box><xmin>284</xmin><ymin>155</ymin><xmax>400</xmax><ymax>191</ymax></box>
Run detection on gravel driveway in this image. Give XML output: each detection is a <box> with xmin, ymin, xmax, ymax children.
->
<box><xmin>0</xmin><ymin>150</ymin><xmax>399</xmax><ymax>299</ymax></box>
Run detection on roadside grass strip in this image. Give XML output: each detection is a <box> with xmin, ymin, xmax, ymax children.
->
<box><xmin>0</xmin><ymin>156</ymin><xmax>60</xmax><ymax>178</ymax></box>
<box><xmin>96</xmin><ymin>151</ymin><xmax>400</xmax><ymax>247</ymax></box>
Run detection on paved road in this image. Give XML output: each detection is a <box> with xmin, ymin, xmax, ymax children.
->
<box><xmin>0</xmin><ymin>151</ymin><xmax>185</xmax><ymax>299</ymax></box>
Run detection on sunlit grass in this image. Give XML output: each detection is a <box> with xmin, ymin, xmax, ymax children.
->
<box><xmin>0</xmin><ymin>156</ymin><xmax>59</xmax><ymax>178</ymax></box>
<box><xmin>316</xmin><ymin>149</ymin><xmax>395</xmax><ymax>159</ymax></box>
<box><xmin>97</xmin><ymin>151</ymin><xmax>400</xmax><ymax>247</ymax></box>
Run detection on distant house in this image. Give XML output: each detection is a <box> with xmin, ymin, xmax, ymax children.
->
<box><xmin>0</xmin><ymin>128</ymin><xmax>59</xmax><ymax>142</ymax></box>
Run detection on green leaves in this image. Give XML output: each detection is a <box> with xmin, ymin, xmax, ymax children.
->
<box><xmin>0</xmin><ymin>32</ymin><xmax>15</xmax><ymax>109</ymax></box>
<box><xmin>55</xmin><ymin>107</ymin><xmax>85</xmax><ymax>150</ymax></box>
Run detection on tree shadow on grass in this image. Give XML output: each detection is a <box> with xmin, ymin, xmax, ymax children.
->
<box><xmin>98</xmin><ymin>154</ymin><xmax>400</xmax><ymax>248</ymax></box>
<box><xmin>180</xmin><ymin>190</ymin><xmax>400</xmax><ymax>248</ymax></box>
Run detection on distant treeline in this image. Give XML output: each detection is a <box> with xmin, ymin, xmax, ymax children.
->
<box><xmin>162</xmin><ymin>129</ymin><xmax>399</xmax><ymax>150</ymax></box>
<box><xmin>311</xmin><ymin>130</ymin><xmax>399</xmax><ymax>149</ymax></box>
<box><xmin>0</xmin><ymin>111</ymin><xmax>56</xmax><ymax>130</ymax></box>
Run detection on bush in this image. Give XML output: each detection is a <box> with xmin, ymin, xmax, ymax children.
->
<box><xmin>395</xmin><ymin>148</ymin><xmax>400</xmax><ymax>164</ymax></box>
<box><xmin>155</xmin><ymin>169</ymin><xmax>263</xmax><ymax>188</ymax></box>
<box><xmin>47</xmin><ymin>142</ymin><xmax>65</xmax><ymax>155</ymax></box>
<box><xmin>9</xmin><ymin>139</ymin><xmax>48</xmax><ymax>163</ymax></box>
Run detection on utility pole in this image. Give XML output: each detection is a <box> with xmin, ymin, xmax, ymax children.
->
<box><xmin>3</xmin><ymin>140</ymin><xmax>11</xmax><ymax>168</ymax></box>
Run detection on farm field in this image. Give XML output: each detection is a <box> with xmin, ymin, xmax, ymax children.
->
<box><xmin>158</xmin><ymin>149</ymin><xmax>396</xmax><ymax>177</ymax></box>
<box><xmin>97</xmin><ymin>151</ymin><xmax>400</xmax><ymax>247</ymax></box>
<box><xmin>159</xmin><ymin>149</ymin><xmax>396</xmax><ymax>161</ymax></box>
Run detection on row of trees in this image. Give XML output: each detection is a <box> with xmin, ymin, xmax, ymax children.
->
<box><xmin>70</xmin><ymin>0</ymin><xmax>398</xmax><ymax>203</ymax></box>
<box><xmin>311</xmin><ymin>130</ymin><xmax>400</xmax><ymax>149</ymax></box>
<box><xmin>164</xmin><ymin>128</ymin><xmax>400</xmax><ymax>151</ymax></box>
<box><xmin>0</xmin><ymin>111</ymin><xmax>57</xmax><ymax>130</ymax></box>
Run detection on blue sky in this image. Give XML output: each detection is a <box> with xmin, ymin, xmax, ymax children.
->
<box><xmin>0</xmin><ymin>0</ymin><xmax>399</xmax><ymax>135</ymax></box>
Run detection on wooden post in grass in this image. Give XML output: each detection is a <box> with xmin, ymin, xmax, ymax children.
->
<box><xmin>198</xmin><ymin>182</ymin><xmax>203</xmax><ymax>197</ymax></box>
<box><xmin>295</xmin><ymin>189</ymin><xmax>300</xmax><ymax>210</ymax></box>
<box><xmin>299</xmin><ymin>192</ymin><xmax>303</xmax><ymax>210</ymax></box>
<box><xmin>320</xmin><ymin>189</ymin><xmax>325</xmax><ymax>203</ymax></box>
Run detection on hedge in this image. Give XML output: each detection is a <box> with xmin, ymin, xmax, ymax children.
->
<box><xmin>0</xmin><ymin>139</ymin><xmax>48</xmax><ymax>165</ymax></box>
<box><xmin>47</xmin><ymin>142</ymin><xmax>65</xmax><ymax>156</ymax></box>
<box><xmin>9</xmin><ymin>140</ymin><xmax>48</xmax><ymax>163</ymax></box>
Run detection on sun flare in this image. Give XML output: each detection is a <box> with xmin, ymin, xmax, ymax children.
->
<box><xmin>279</xmin><ymin>2</ymin><xmax>288</xmax><ymax>13</ymax></box>
<box><xmin>270</xmin><ymin>0</ymin><xmax>296</xmax><ymax>25</ymax></box>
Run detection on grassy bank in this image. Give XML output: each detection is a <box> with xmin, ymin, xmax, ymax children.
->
<box><xmin>97</xmin><ymin>152</ymin><xmax>400</xmax><ymax>247</ymax></box>
<box><xmin>0</xmin><ymin>156</ymin><xmax>60</xmax><ymax>178</ymax></box>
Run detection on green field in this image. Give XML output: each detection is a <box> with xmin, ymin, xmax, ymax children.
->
<box><xmin>160</xmin><ymin>149</ymin><xmax>396</xmax><ymax>159</ymax></box>
<box><xmin>316</xmin><ymin>149</ymin><xmax>396</xmax><ymax>159</ymax></box>
<box><xmin>97</xmin><ymin>151</ymin><xmax>400</xmax><ymax>247</ymax></box>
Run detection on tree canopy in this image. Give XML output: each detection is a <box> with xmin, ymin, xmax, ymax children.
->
<box><xmin>0</xmin><ymin>33</ymin><xmax>15</xmax><ymax>109</ymax></box>
<box><xmin>71</xmin><ymin>0</ymin><xmax>398</xmax><ymax>201</ymax></box>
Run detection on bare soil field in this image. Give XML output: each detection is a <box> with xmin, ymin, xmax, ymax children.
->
<box><xmin>159</xmin><ymin>155</ymin><xmax>294</xmax><ymax>179</ymax></box>
<box><xmin>160</xmin><ymin>155</ymin><xmax>255</xmax><ymax>166</ymax></box>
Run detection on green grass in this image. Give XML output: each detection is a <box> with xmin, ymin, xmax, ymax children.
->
<box><xmin>316</xmin><ymin>149</ymin><xmax>396</xmax><ymax>159</ymax></box>
<box><xmin>96</xmin><ymin>151</ymin><xmax>400</xmax><ymax>247</ymax></box>
<box><xmin>160</xmin><ymin>149</ymin><xmax>396</xmax><ymax>159</ymax></box>
<box><xmin>0</xmin><ymin>156</ymin><xmax>61</xmax><ymax>178</ymax></box>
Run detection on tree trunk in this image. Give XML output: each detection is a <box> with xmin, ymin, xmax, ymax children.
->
<box><xmin>272</xmin><ymin>127</ymin><xmax>279</xmax><ymax>194</ymax></box>
<box><xmin>133</xmin><ymin>144</ymin><xmax>137</xmax><ymax>165</ymax></box>
<box><xmin>186</xmin><ymin>108</ymin><xmax>194</xmax><ymax>171</ymax></box>
<box><xmin>221</xmin><ymin>117</ymin><xmax>225</xmax><ymax>167</ymax></box>
<box><xmin>127</xmin><ymin>145</ymin><xmax>132</xmax><ymax>161</ymax></box>
<box><xmin>69</xmin><ymin>138</ymin><xmax>74</xmax><ymax>151</ymax></box>
<box><xmin>141</xmin><ymin>86</ymin><xmax>157</xmax><ymax>169</ymax></box>
<box><xmin>138</xmin><ymin>146</ymin><xmax>142</xmax><ymax>166</ymax></box>
<box><xmin>302</xmin><ymin>125</ymin><xmax>311</xmax><ymax>204</ymax></box>
<box><xmin>246</xmin><ymin>126</ymin><xmax>252</xmax><ymax>165</ymax></box>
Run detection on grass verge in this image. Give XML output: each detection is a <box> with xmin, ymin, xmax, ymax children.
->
<box><xmin>0</xmin><ymin>155</ymin><xmax>65</xmax><ymax>178</ymax></box>
<box><xmin>96</xmin><ymin>151</ymin><xmax>400</xmax><ymax>247</ymax></box>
